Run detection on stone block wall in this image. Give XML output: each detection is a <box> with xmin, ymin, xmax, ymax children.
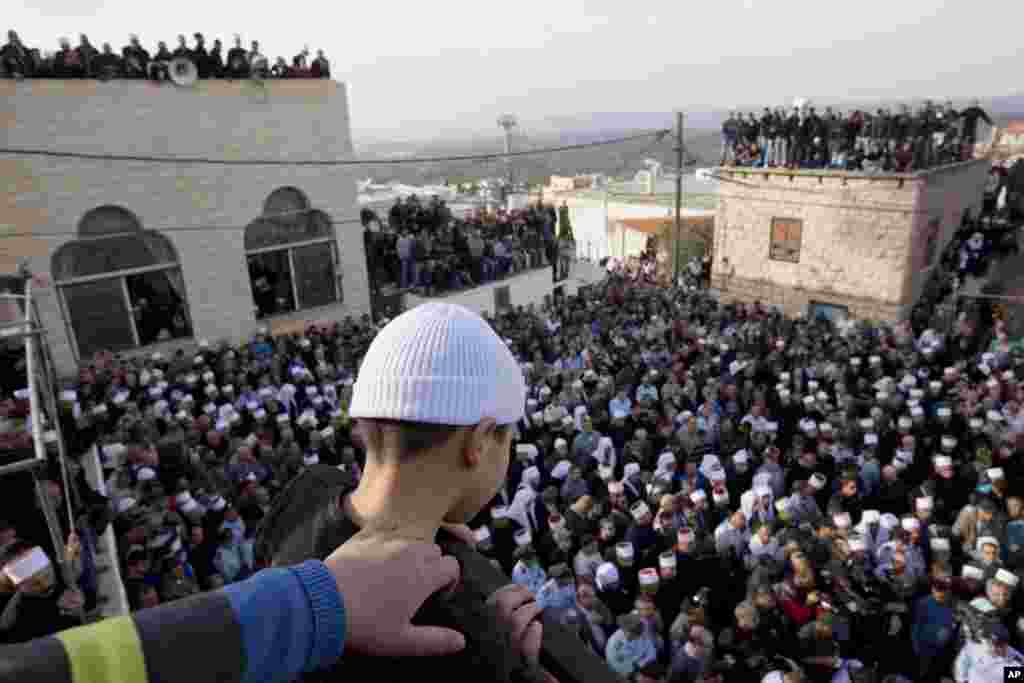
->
<box><xmin>0</xmin><ymin>79</ymin><xmax>365</xmax><ymax>376</ymax></box>
<box><xmin>712</xmin><ymin>162</ymin><xmax>989</xmax><ymax>322</ymax></box>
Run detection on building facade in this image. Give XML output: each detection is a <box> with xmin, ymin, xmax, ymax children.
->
<box><xmin>0</xmin><ymin>78</ymin><xmax>366</xmax><ymax>377</ymax></box>
<box><xmin>712</xmin><ymin>161</ymin><xmax>990</xmax><ymax>321</ymax></box>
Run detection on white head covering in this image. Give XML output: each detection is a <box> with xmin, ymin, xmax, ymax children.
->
<box><xmin>595</xmin><ymin>562</ymin><xmax>620</xmax><ymax>591</ymax></box>
<box><xmin>350</xmin><ymin>303</ymin><xmax>526</xmax><ymax>426</ymax></box>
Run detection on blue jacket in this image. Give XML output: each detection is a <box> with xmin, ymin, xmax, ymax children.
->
<box><xmin>0</xmin><ymin>560</ymin><xmax>344</xmax><ymax>683</ymax></box>
<box><xmin>911</xmin><ymin>594</ymin><xmax>955</xmax><ymax>657</ymax></box>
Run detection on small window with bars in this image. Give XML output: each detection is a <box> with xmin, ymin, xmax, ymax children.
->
<box><xmin>769</xmin><ymin>217</ymin><xmax>803</xmax><ymax>263</ymax></box>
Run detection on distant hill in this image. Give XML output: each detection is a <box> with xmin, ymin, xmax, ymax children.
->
<box><xmin>352</xmin><ymin>93</ymin><xmax>1023</xmax><ymax>184</ymax></box>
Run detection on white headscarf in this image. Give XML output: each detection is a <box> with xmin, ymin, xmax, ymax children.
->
<box><xmin>654</xmin><ymin>452</ymin><xmax>676</xmax><ymax>481</ymax></box>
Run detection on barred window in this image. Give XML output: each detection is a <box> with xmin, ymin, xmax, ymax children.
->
<box><xmin>769</xmin><ymin>217</ymin><xmax>802</xmax><ymax>263</ymax></box>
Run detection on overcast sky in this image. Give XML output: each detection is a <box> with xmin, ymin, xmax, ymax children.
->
<box><xmin>9</xmin><ymin>0</ymin><xmax>1023</xmax><ymax>142</ymax></box>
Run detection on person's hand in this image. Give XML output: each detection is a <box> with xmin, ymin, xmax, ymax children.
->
<box><xmin>487</xmin><ymin>584</ymin><xmax>559</xmax><ymax>683</ymax></box>
<box><xmin>440</xmin><ymin>523</ymin><xmax>477</xmax><ymax>548</ymax></box>
<box><xmin>65</xmin><ymin>533</ymin><xmax>81</xmax><ymax>563</ymax></box>
<box><xmin>57</xmin><ymin>587</ymin><xmax>84</xmax><ymax>612</ymax></box>
<box><xmin>323</xmin><ymin>529</ymin><xmax>466</xmax><ymax>657</ymax></box>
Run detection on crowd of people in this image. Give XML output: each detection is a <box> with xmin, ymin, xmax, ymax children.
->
<box><xmin>2</xmin><ymin>212</ymin><xmax>1024</xmax><ymax>682</ymax></box>
<box><xmin>720</xmin><ymin>100</ymin><xmax>994</xmax><ymax>173</ymax></box>
<box><xmin>0</xmin><ymin>30</ymin><xmax>330</xmax><ymax>80</ymax></box>
<box><xmin>362</xmin><ymin>197</ymin><xmax>575</xmax><ymax>297</ymax></box>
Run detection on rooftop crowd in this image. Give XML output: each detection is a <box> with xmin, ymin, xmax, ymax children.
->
<box><xmin>362</xmin><ymin>197</ymin><xmax>575</xmax><ymax>297</ymax></box>
<box><xmin>720</xmin><ymin>100</ymin><xmax>994</xmax><ymax>174</ymax></box>
<box><xmin>0</xmin><ymin>29</ymin><xmax>330</xmax><ymax>80</ymax></box>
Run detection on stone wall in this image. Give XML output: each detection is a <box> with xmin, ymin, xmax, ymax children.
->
<box><xmin>712</xmin><ymin>162</ymin><xmax>989</xmax><ymax>321</ymax></box>
<box><xmin>0</xmin><ymin>79</ymin><xmax>365</xmax><ymax>376</ymax></box>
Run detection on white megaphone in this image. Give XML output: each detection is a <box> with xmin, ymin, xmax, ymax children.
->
<box><xmin>168</xmin><ymin>57</ymin><xmax>198</xmax><ymax>87</ymax></box>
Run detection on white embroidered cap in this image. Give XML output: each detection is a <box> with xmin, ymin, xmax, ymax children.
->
<box><xmin>995</xmin><ymin>569</ymin><xmax>1019</xmax><ymax>588</ymax></box>
<box><xmin>962</xmin><ymin>565</ymin><xmax>984</xmax><ymax>580</ymax></box>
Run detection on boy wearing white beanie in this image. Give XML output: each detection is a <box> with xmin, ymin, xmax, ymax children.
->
<box><xmin>255</xmin><ymin>303</ymin><xmax>554</xmax><ymax>683</ymax></box>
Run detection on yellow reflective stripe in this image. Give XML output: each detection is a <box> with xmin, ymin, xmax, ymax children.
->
<box><xmin>56</xmin><ymin>617</ymin><xmax>148</xmax><ymax>683</ymax></box>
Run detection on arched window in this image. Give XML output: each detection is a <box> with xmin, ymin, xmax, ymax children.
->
<box><xmin>246</xmin><ymin>189</ymin><xmax>341</xmax><ymax>319</ymax></box>
<box><xmin>52</xmin><ymin>207</ymin><xmax>192</xmax><ymax>361</ymax></box>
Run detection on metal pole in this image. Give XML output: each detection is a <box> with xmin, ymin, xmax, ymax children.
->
<box><xmin>673</xmin><ymin>111</ymin><xmax>684</xmax><ymax>284</ymax></box>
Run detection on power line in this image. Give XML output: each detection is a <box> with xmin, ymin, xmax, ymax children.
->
<box><xmin>0</xmin><ymin>129</ymin><xmax>671</xmax><ymax>167</ymax></box>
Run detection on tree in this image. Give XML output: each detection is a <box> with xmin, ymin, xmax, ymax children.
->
<box><xmin>557</xmin><ymin>204</ymin><xmax>574</xmax><ymax>241</ymax></box>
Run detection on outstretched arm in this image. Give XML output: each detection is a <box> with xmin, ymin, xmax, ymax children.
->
<box><xmin>0</xmin><ymin>560</ymin><xmax>344</xmax><ymax>683</ymax></box>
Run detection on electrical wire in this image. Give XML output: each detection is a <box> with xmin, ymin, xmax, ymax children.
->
<box><xmin>0</xmin><ymin>129</ymin><xmax>671</xmax><ymax>166</ymax></box>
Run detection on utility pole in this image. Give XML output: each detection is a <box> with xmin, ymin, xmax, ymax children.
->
<box><xmin>673</xmin><ymin>110</ymin><xmax>684</xmax><ymax>284</ymax></box>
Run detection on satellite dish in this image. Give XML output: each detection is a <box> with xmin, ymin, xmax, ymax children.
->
<box><xmin>169</xmin><ymin>57</ymin><xmax>198</xmax><ymax>87</ymax></box>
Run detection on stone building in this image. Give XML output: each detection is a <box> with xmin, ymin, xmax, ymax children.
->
<box><xmin>711</xmin><ymin>161</ymin><xmax>990</xmax><ymax>321</ymax></box>
<box><xmin>0</xmin><ymin>78</ymin><xmax>366</xmax><ymax>377</ymax></box>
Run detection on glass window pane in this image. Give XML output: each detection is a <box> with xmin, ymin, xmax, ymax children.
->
<box><xmin>62</xmin><ymin>280</ymin><xmax>135</xmax><ymax>359</ymax></box>
<box><xmin>293</xmin><ymin>243</ymin><xmax>337</xmax><ymax>310</ymax></box>
<box><xmin>248</xmin><ymin>251</ymin><xmax>295</xmax><ymax>318</ymax></box>
<box><xmin>52</xmin><ymin>233</ymin><xmax>178</xmax><ymax>280</ymax></box>
<box><xmin>125</xmin><ymin>269</ymin><xmax>192</xmax><ymax>346</ymax></box>
<box><xmin>245</xmin><ymin>211</ymin><xmax>333</xmax><ymax>251</ymax></box>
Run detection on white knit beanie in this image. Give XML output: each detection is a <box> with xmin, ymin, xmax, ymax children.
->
<box><xmin>350</xmin><ymin>302</ymin><xmax>526</xmax><ymax>426</ymax></box>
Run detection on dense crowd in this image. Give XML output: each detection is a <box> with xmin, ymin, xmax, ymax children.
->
<box><xmin>1</xmin><ymin>213</ymin><xmax>1023</xmax><ymax>683</ymax></box>
<box><xmin>0</xmin><ymin>30</ymin><xmax>329</xmax><ymax>81</ymax></box>
<box><xmin>362</xmin><ymin>197</ymin><xmax>575</xmax><ymax>296</ymax></box>
<box><xmin>720</xmin><ymin>100</ymin><xmax>994</xmax><ymax>173</ymax></box>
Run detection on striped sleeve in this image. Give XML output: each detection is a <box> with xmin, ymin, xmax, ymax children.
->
<box><xmin>0</xmin><ymin>560</ymin><xmax>343</xmax><ymax>683</ymax></box>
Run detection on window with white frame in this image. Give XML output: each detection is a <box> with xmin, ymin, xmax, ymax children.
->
<box><xmin>245</xmin><ymin>188</ymin><xmax>342</xmax><ymax>319</ymax></box>
<box><xmin>51</xmin><ymin>206</ymin><xmax>193</xmax><ymax>361</ymax></box>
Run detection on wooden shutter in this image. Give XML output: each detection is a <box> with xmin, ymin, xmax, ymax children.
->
<box><xmin>770</xmin><ymin>218</ymin><xmax>802</xmax><ymax>263</ymax></box>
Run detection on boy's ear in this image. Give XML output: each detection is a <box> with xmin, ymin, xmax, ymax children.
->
<box><xmin>463</xmin><ymin>418</ymin><xmax>498</xmax><ymax>468</ymax></box>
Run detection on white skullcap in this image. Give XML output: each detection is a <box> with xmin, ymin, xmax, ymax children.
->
<box><xmin>901</xmin><ymin>517</ymin><xmax>920</xmax><ymax>531</ymax></box>
<box><xmin>551</xmin><ymin>460</ymin><xmax>571</xmax><ymax>480</ymax></box>
<box><xmin>941</xmin><ymin>435</ymin><xmax>957</xmax><ymax>448</ymax></box>
<box><xmin>970</xmin><ymin>417</ymin><xmax>984</xmax><ymax>429</ymax></box>
<box><xmin>861</xmin><ymin>510</ymin><xmax>880</xmax><ymax>524</ymax></box>
<box><xmin>733</xmin><ymin>451</ymin><xmax>749</xmax><ymax>465</ymax></box>
<box><xmin>516</xmin><ymin>444</ymin><xmax>538</xmax><ymax>460</ymax></box>
<box><xmin>995</xmin><ymin>569</ymin><xmax>1019</xmax><ymax>587</ymax></box>
<box><xmin>349</xmin><ymin>303</ymin><xmax>526</xmax><ymax>426</ymax></box>
<box><xmin>930</xmin><ymin>538</ymin><xmax>950</xmax><ymax>552</ymax></box>
<box><xmin>554</xmin><ymin>438</ymin><xmax>568</xmax><ymax>450</ymax></box>
<box><xmin>865</xmin><ymin>433</ymin><xmax>878</xmax><ymax>446</ymax></box>
<box><xmin>978</xmin><ymin>536</ymin><xmax>1000</xmax><ymax>549</ymax></box>
<box><xmin>987</xmin><ymin>467</ymin><xmax>1005</xmax><ymax>480</ymax></box>
<box><xmin>630</xmin><ymin>501</ymin><xmax>651</xmax><ymax>521</ymax></box>
<box><xmin>934</xmin><ymin>455</ymin><xmax>953</xmax><ymax>469</ymax></box>
<box><xmin>137</xmin><ymin>467</ymin><xmax>156</xmax><ymax>482</ymax></box>
<box><xmin>916</xmin><ymin>496</ymin><xmax>934</xmax><ymax>511</ymax></box>
<box><xmin>962</xmin><ymin>565</ymin><xmax>984</xmax><ymax>580</ymax></box>
<box><xmin>596</xmin><ymin>562</ymin><xmax>620</xmax><ymax>589</ymax></box>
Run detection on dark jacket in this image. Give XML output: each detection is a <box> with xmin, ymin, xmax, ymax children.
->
<box><xmin>256</xmin><ymin>466</ymin><xmax>557</xmax><ymax>683</ymax></box>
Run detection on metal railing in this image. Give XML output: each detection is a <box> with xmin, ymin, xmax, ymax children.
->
<box><xmin>0</xmin><ymin>271</ymin><xmax>85</xmax><ymax>622</ymax></box>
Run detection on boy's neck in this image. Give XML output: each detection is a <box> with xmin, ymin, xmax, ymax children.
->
<box><xmin>345</xmin><ymin>459</ymin><xmax>454</xmax><ymax>542</ymax></box>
